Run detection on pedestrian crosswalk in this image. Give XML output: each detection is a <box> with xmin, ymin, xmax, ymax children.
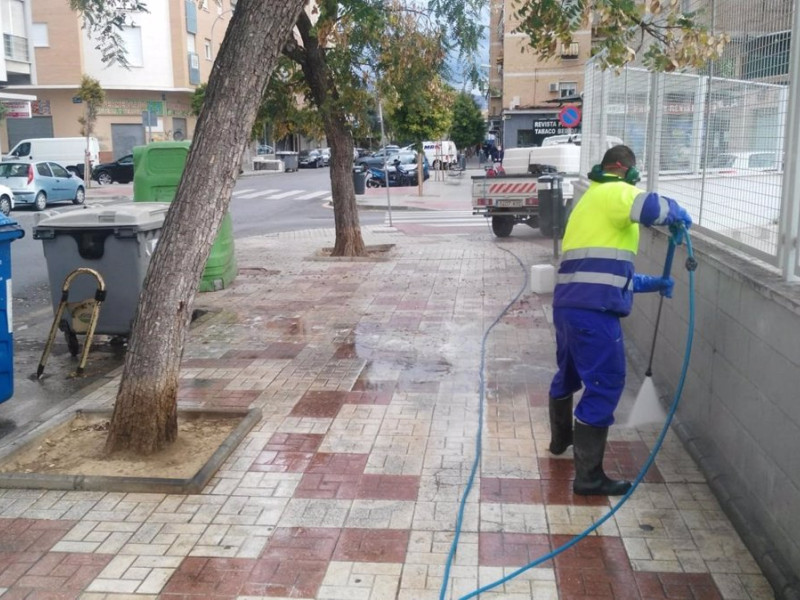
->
<box><xmin>232</xmin><ymin>188</ymin><xmax>332</xmax><ymax>202</ymax></box>
<box><xmin>384</xmin><ymin>210</ymin><xmax>489</xmax><ymax>229</ymax></box>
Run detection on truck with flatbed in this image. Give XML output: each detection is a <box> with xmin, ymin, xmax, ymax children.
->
<box><xmin>472</xmin><ymin>144</ymin><xmax>580</xmax><ymax>237</ymax></box>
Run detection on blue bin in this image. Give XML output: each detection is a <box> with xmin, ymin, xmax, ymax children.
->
<box><xmin>0</xmin><ymin>215</ymin><xmax>25</xmax><ymax>403</ymax></box>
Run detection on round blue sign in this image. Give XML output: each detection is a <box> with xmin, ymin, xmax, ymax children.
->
<box><xmin>558</xmin><ymin>105</ymin><xmax>581</xmax><ymax>129</ymax></box>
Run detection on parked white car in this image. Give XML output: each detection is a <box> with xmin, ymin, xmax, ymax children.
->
<box><xmin>0</xmin><ymin>184</ymin><xmax>13</xmax><ymax>216</ymax></box>
<box><xmin>705</xmin><ymin>151</ymin><xmax>782</xmax><ymax>175</ymax></box>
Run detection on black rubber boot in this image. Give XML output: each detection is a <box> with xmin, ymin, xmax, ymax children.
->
<box><xmin>573</xmin><ymin>421</ymin><xmax>631</xmax><ymax>496</ymax></box>
<box><xmin>548</xmin><ymin>394</ymin><xmax>573</xmax><ymax>455</ymax></box>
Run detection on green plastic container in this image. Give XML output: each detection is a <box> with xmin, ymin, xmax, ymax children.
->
<box><xmin>133</xmin><ymin>142</ymin><xmax>237</xmax><ymax>292</ymax></box>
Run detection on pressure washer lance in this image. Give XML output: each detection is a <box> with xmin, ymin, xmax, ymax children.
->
<box><xmin>627</xmin><ymin>225</ymin><xmax>696</xmax><ymax>426</ymax></box>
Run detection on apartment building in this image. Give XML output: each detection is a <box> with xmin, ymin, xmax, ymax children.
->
<box><xmin>488</xmin><ymin>0</ymin><xmax>592</xmax><ymax>149</ymax></box>
<box><xmin>0</xmin><ymin>0</ymin><xmax>37</xmax><ymax>124</ymax></box>
<box><xmin>1</xmin><ymin>0</ymin><xmax>236</xmax><ymax>160</ymax></box>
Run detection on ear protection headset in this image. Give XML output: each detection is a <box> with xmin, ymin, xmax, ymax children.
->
<box><xmin>588</xmin><ymin>163</ymin><xmax>641</xmax><ymax>185</ymax></box>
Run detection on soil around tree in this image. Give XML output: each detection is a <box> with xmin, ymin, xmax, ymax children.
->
<box><xmin>0</xmin><ymin>412</ymin><xmax>238</xmax><ymax>479</ymax></box>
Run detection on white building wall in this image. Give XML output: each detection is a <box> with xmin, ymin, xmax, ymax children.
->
<box><xmin>81</xmin><ymin>3</ymin><xmax>174</xmax><ymax>89</ymax></box>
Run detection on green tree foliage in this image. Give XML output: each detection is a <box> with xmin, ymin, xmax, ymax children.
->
<box><xmin>513</xmin><ymin>0</ymin><xmax>729</xmax><ymax>71</ymax></box>
<box><xmin>77</xmin><ymin>74</ymin><xmax>105</xmax><ymax>186</ymax></box>
<box><xmin>379</xmin><ymin>1</ymin><xmax>454</xmax><ymax>147</ymax></box>
<box><xmin>190</xmin><ymin>83</ymin><xmax>206</xmax><ymax>117</ymax></box>
<box><xmin>256</xmin><ymin>58</ymin><xmax>326</xmax><ymax>144</ymax></box>
<box><xmin>77</xmin><ymin>74</ymin><xmax>105</xmax><ymax>137</ymax></box>
<box><xmin>450</xmin><ymin>92</ymin><xmax>485</xmax><ymax>152</ymax></box>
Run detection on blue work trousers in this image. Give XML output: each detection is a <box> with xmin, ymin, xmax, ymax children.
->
<box><xmin>549</xmin><ymin>307</ymin><xmax>626</xmax><ymax>427</ymax></box>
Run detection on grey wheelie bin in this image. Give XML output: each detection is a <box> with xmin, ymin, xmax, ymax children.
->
<box><xmin>32</xmin><ymin>203</ymin><xmax>170</xmax><ymax>338</ymax></box>
<box><xmin>276</xmin><ymin>151</ymin><xmax>299</xmax><ymax>172</ymax></box>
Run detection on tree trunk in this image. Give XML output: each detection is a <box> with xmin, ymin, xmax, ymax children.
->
<box><xmin>105</xmin><ymin>0</ymin><xmax>307</xmax><ymax>455</ymax></box>
<box><xmin>291</xmin><ymin>13</ymin><xmax>366</xmax><ymax>257</ymax></box>
<box><xmin>327</xmin><ymin>116</ymin><xmax>366</xmax><ymax>257</ymax></box>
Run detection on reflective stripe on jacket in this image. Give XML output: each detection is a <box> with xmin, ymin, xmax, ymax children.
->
<box><xmin>553</xmin><ymin>178</ymin><xmax>671</xmax><ymax>316</ymax></box>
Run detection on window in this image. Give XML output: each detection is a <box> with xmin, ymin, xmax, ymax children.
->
<box><xmin>198</xmin><ymin>0</ymin><xmax>208</xmax><ymax>10</ymax></box>
<box><xmin>2</xmin><ymin>0</ymin><xmax>25</xmax><ymax>36</ymax></box>
<box><xmin>13</xmin><ymin>142</ymin><xmax>29</xmax><ymax>156</ymax></box>
<box><xmin>36</xmin><ymin>163</ymin><xmax>52</xmax><ymax>177</ymax></box>
<box><xmin>559</xmin><ymin>81</ymin><xmax>577</xmax><ymax>98</ymax></box>
<box><xmin>120</xmin><ymin>26</ymin><xmax>143</xmax><ymax>66</ymax></box>
<box><xmin>49</xmin><ymin>162</ymin><xmax>69</xmax><ymax>178</ymax></box>
<box><xmin>517</xmin><ymin>130</ymin><xmax>536</xmax><ymax>147</ymax></box>
<box><xmin>204</xmin><ymin>38</ymin><xmax>212</xmax><ymax>60</ymax></box>
<box><xmin>32</xmin><ymin>23</ymin><xmax>49</xmax><ymax>47</ymax></box>
<box><xmin>187</xmin><ymin>33</ymin><xmax>196</xmax><ymax>53</ymax></box>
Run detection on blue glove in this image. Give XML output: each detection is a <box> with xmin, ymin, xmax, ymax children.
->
<box><xmin>633</xmin><ymin>274</ymin><xmax>674</xmax><ymax>297</ymax></box>
<box><xmin>665</xmin><ymin>198</ymin><xmax>692</xmax><ymax>229</ymax></box>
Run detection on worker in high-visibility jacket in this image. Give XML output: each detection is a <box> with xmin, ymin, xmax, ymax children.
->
<box><xmin>548</xmin><ymin>145</ymin><xmax>692</xmax><ymax>496</ymax></box>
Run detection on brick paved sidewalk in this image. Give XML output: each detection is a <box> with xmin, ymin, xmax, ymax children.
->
<box><xmin>0</xmin><ymin>225</ymin><xmax>773</xmax><ymax>599</ymax></box>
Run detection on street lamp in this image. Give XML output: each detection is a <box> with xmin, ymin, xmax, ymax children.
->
<box><xmin>210</xmin><ymin>9</ymin><xmax>234</xmax><ymax>60</ymax></box>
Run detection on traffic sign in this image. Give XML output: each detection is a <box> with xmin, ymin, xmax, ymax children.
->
<box><xmin>558</xmin><ymin>105</ymin><xmax>581</xmax><ymax>129</ymax></box>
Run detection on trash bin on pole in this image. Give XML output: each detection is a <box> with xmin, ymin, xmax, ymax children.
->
<box><xmin>352</xmin><ymin>165</ymin><xmax>366</xmax><ymax>195</ymax></box>
<box><xmin>32</xmin><ymin>203</ymin><xmax>170</xmax><ymax>338</ymax></box>
<box><xmin>275</xmin><ymin>151</ymin><xmax>299</xmax><ymax>172</ymax></box>
<box><xmin>537</xmin><ymin>174</ymin><xmax>566</xmax><ymax>243</ymax></box>
<box><xmin>0</xmin><ymin>215</ymin><xmax>24</xmax><ymax>403</ymax></box>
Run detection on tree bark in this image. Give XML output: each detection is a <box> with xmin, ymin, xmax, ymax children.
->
<box><xmin>290</xmin><ymin>12</ymin><xmax>367</xmax><ymax>257</ymax></box>
<box><xmin>105</xmin><ymin>0</ymin><xmax>307</xmax><ymax>455</ymax></box>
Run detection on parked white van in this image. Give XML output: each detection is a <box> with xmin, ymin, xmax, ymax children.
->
<box><xmin>3</xmin><ymin>137</ymin><xmax>100</xmax><ymax>178</ymax></box>
<box><xmin>421</xmin><ymin>140</ymin><xmax>457</xmax><ymax>169</ymax></box>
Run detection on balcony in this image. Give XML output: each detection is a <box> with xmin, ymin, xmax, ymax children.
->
<box><xmin>560</xmin><ymin>42</ymin><xmax>579</xmax><ymax>59</ymax></box>
<box><xmin>4</xmin><ymin>34</ymin><xmax>29</xmax><ymax>62</ymax></box>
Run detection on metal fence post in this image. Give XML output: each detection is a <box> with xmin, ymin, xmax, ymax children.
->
<box><xmin>778</xmin><ymin>1</ymin><xmax>800</xmax><ymax>281</ymax></box>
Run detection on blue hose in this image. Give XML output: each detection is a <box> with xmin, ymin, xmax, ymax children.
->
<box><xmin>439</xmin><ymin>228</ymin><xmax>696</xmax><ymax>599</ymax></box>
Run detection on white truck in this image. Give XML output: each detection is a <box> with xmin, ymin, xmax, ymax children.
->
<box><xmin>472</xmin><ymin>144</ymin><xmax>581</xmax><ymax>237</ymax></box>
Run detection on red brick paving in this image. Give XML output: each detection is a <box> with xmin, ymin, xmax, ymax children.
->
<box><xmin>307</xmin><ymin>452</ymin><xmax>369</xmax><ymax>474</ymax></box>
<box><xmin>356</xmin><ymin>474</ymin><xmax>420</xmax><ymax>500</ymax></box>
<box><xmin>0</xmin><ymin>519</ymin><xmax>76</xmax><ymax>553</ymax></box>
<box><xmin>333</xmin><ymin>529</ymin><xmax>410</xmax><ymax>563</ymax></box>
<box><xmin>243</xmin><ymin>558</ymin><xmax>328</xmax><ymax>597</ymax></box>
<box><xmin>479</xmin><ymin>532</ymin><xmax>554</xmax><ymax>568</ymax></box>
<box><xmin>481</xmin><ymin>477</ymin><xmax>544</xmax><ymax>504</ymax></box>
<box><xmin>261</xmin><ymin>528</ymin><xmax>340</xmax><ymax>562</ymax></box>
<box><xmin>250</xmin><ymin>433</ymin><xmax>326</xmax><ymax>473</ymax></box>
<box><xmin>161</xmin><ymin>556</ymin><xmax>254</xmax><ymax>598</ymax></box>
<box><xmin>295</xmin><ymin>452</ymin><xmax>420</xmax><ymax>500</ymax></box>
<box><xmin>295</xmin><ymin>473</ymin><xmax>361</xmax><ymax>499</ymax></box>
<box><xmin>0</xmin><ymin>520</ymin><xmax>112</xmax><ymax>598</ymax></box>
<box><xmin>290</xmin><ymin>391</ymin><xmax>348</xmax><ymax>418</ymax></box>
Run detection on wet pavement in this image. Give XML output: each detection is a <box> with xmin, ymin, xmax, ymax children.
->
<box><xmin>0</xmin><ymin>173</ymin><xmax>776</xmax><ymax>599</ymax></box>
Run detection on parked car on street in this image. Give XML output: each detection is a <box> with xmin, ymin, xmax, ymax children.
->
<box><xmin>366</xmin><ymin>151</ymin><xmax>430</xmax><ymax>186</ymax></box>
<box><xmin>298</xmin><ymin>149</ymin><xmax>325</xmax><ymax>168</ymax></box>
<box><xmin>0</xmin><ymin>184</ymin><xmax>13</xmax><ymax>216</ymax></box>
<box><xmin>319</xmin><ymin>148</ymin><xmax>331</xmax><ymax>166</ymax></box>
<box><xmin>358</xmin><ymin>145</ymin><xmax>402</xmax><ymax>169</ymax></box>
<box><xmin>0</xmin><ymin>160</ymin><xmax>85</xmax><ymax>210</ymax></box>
<box><xmin>257</xmin><ymin>144</ymin><xmax>275</xmax><ymax>155</ymax></box>
<box><xmin>92</xmin><ymin>154</ymin><xmax>134</xmax><ymax>185</ymax></box>
<box><xmin>705</xmin><ymin>151</ymin><xmax>782</xmax><ymax>175</ymax></box>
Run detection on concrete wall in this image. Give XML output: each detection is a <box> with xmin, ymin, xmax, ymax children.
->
<box><xmin>628</xmin><ymin>226</ymin><xmax>800</xmax><ymax>599</ymax></box>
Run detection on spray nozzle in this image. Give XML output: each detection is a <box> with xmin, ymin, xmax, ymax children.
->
<box><xmin>668</xmin><ymin>222</ymin><xmax>686</xmax><ymax>246</ymax></box>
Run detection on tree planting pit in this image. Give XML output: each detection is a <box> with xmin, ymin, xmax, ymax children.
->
<box><xmin>0</xmin><ymin>407</ymin><xmax>261</xmax><ymax>494</ymax></box>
